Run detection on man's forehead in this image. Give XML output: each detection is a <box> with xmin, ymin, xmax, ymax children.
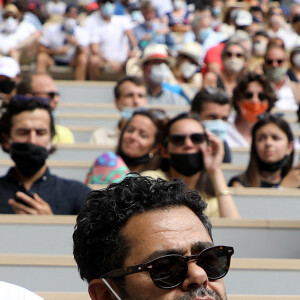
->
<box><xmin>11</xmin><ymin>109</ymin><xmax>51</xmax><ymax>127</ymax></box>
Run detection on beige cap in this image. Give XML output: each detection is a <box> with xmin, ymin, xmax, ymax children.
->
<box><xmin>178</xmin><ymin>42</ymin><xmax>203</xmax><ymax>65</ymax></box>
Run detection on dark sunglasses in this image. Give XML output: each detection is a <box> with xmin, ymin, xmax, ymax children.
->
<box><xmin>133</xmin><ymin>107</ymin><xmax>168</xmax><ymax>120</ymax></box>
<box><xmin>169</xmin><ymin>133</ymin><xmax>208</xmax><ymax>146</ymax></box>
<box><xmin>257</xmin><ymin>112</ymin><xmax>284</xmax><ymax>121</ymax></box>
<box><xmin>12</xmin><ymin>94</ymin><xmax>50</xmax><ymax>105</ymax></box>
<box><xmin>33</xmin><ymin>91</ymin><xmax>60</xmax><ymax>100</ymax></box>
<box><xmin>225</xmin><ymin>51</ymin><xmax>244</xmax><ymax>58</ymax></box>
<box><xmin>265</xmin><ymin>59</ymin><xmax>284</xmax><ymax>66</ymax></box>
<box><xmin>101</xmin><ymin>246</ymin><xmax>234</xmax><ymax>289</ymax></box>
<box><xmin>244</xmin><ymin>91</ymin><xmax>267</xmax><ymax>101</ymax></box>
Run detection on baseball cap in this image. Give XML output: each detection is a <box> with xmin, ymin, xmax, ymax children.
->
<box><xmin>0</xmin><ymin>57</ymin><xmax>21</xmax><ymax>78</ymax></box>
<box><xmin>140</xmin><ymin>44</ymin><xmax>169</xmax><ymax>65</ymax></box>
<box><xmin>234</xmin><ymin>9</ymin><xmax>253</xmax><ymax>27</ymax></box>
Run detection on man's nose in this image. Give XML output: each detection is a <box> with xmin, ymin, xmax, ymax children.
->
<box><xmin>28</xmin><ymin>131</ymin><xmax>37</xmax><ymax>144</ymax></box>
<box><xmin>181</xmin><ymin>261</ymin><xmax>208</xmax><ymax>291</ymax></box>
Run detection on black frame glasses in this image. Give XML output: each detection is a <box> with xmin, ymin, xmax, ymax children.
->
<box><xmin>224</xmin><ymin>51</ymin><xmax>244</xmax><ymax>59</ymax></box>
<box><xmin>265</xmin><ymin>59</ymin><xmax>284</xmax><ymax>66</ymax></box>
<box><xmin>101</xmin><ymin>245</ymin><xmax>234</xmax><ymax>289</ymax></box>
<box><xmin>12</xmin><ymin>94</ymin><xmax>50</xmax><ymax>105</ymax></box>
<box><xmin>244</xmin><ymin>91</ymin><xmax>267</xmax><ymax>101</ymax></box>
<box><xmin>33</xmin><ymin>91</ymin><xmax>60</xmax><ymax>100</ymax></box>
<box><xmin>169</xmin><ymin>133</ymin><xmax>208</xmax><ymax>147</ymax></box>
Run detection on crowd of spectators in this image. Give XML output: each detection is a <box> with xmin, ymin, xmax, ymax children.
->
<box><xmin>1</xmin><ymin>0</ymin><xmax>300</xmax><ymax>217</ymax></box>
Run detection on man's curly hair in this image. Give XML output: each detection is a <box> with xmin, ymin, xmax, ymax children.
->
<box><xmin>73</xmin><ymin>174</ymin><xmax>212</xmax><ymax>283</ymax></box>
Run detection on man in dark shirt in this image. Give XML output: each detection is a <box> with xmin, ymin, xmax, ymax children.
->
<box><xmin>0</xmin><ymin>98</ymin><xmax>90</xmax><ymax>215</ymax></box>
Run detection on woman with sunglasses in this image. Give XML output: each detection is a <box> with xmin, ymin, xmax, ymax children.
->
<box><xmin>143</xmin><ymin>112</ymin><xmax>240</xmax><ymax>218</ymax></box>
<box><xmin>86</xmin><ymin>108</ymin><xmax>168</xmax><ymax>184</ymax></box>
<box><xmin>229</xmin><ymin>114</ymin><xmax>300</xmax><ymax>188</ymax></box>
<box><xmin>227</xmin><ymin>72</ymin><xmax>277</xmax><ymax>148</ymax></box>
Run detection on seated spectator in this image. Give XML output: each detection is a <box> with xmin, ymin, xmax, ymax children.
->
<box><xmin>36</xmin><ymin>5</ymin><xmax>89</xmax><ymax>81</ymax></box>
<box><xmin>86</xmin><ymin>108</ymin><xmax>168</xmax><ymax>184</ymax></box>
<box><xmin>229</xmin><ymin>114</ymin><xmax>299</xmax><ymax>188</ymax></box>
<box><xmin>87</xmin><ymin>0</ymin><xmax>139</xmax><ymax>80</ymax></box>
<box><xmin>287</xmin><ymin>46</ymin><xmax>300</xmax><ymax>83</ymax></box>
<box><xmin>142</xmin><ymin>112</ymin><xmax>240</xmax><ymax>218</ymax></box>
<box><xmin>190</xmin><ymin>86</ymin><xmax>232</xmax><ymax>163</ymax></box>
<box><xmin>16</xmin><ymin>73</ymin><xmax>75</xmax><ymax>144</ymax></box>
<box><xmin>227</xmin><ymin>72</ymin><xmax>277</xmax><ymax>148</ymax></box>
<box><xmin>217</xmin><ymin>40</ymin><xmax>248</xmax><ymax>95</ymax></box>
<box><xmin>0</xmin><ymin>56</ymin><xmax>21</xmax><ymax>104</ymax></box>
<box><xmin>162</xmin><ymin>0</ymin><xmax>192</xmax><ymax>32</ymax></box>
<box><xmin>140</xmin><ymin>43</ymin><xmax>188</xmax><ymax>105</ymax></box>
<box><xmin>90</xmin><ymin>75</ymin><xmax>148</xmax><ymax>146</ymax></box>
<box><xmin>46</xmin><ymin>0</ymin><xmax>67</xmax><ymax>16</ymax></box>
<box><xmin>172</xmin><ymin>42</ymin><xmax>202</xmax><ymax>100</ymax></box>
<box><xmin>263</xmin><ymin>44</ymin><xmax>300</xmax><ymax>111</ymax></box>
<box><xmin>0</xmin><ymin>98</ymin><xmax>90</xmax><ymax>214</ymax></box>
<box><xmin>0</xmin><ymin>4</ymin><xmax>40</xmax><ymax>63</ymax></box>
<box><xmin>133</xmin><ymin>0</ymin><xmax>176</xmax><ymax>52</ymax></box>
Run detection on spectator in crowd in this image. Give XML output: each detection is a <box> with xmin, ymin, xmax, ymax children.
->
<box><xmin>217</xmin><ymin>41</ymin><xmax>248</xmax><ymax>95</ymax></box>
<box><xmin>150</xmin><ymin>0</ymin><xmax>173</xmax><ymax>18</ymax></box>
<box><xmin>0</xmin><ymin>99</ymin><xmax>90</xmax><ymax>215</ymax></box>
<box><xmin>227</xmin><ymin>72</ymin><xmax>277</xmax><ymax>148</ymax></box>
<box><xmin>162</xmin><ymin>0</ymin><xmax>192</xmax><ymax>32</ymax></box>
<box><xmin>0</xmin><ymin>281</ymin><xmax>44</xmax><ymax>300</ymax></box>
<box><xmin>288</xmin><ymin>2</ymin><xmax>300</xmax><ymax>26</ymax></box>
<box><xmin>45</xmin><ymin>0</ymin><xmax>66</xmax><ymax>16</ymax></box>
<box><xmin>73</xmin><ymin>175</ymin><xmax>235</xmax><ymax>300</ymax></box>
<box><xmin>232</xmin><ymin>8</ymin><xmax>253</xmax><ymax>32</ymax></box>
<box><xmin>191</xmin><ymin>86</ymin><xmax>232</xmax><ymax>163</ymax></box>
<box><xmin>172</xmin><ymin>42</ymin><xmax>203</xmax><ymax>100</ymax></box>
<box><xmin>133</xmin><ymin>0</ymin><xmax>176</xmax><ymax>52</ymax></box>
<box><xmin>0</xmin><ymin>56</ymin><xmax>21</xmax><ymax>103</ymax></box>
<box><xmin>229</xmin><ymin>114</ymin><xmax>299</xmax><ymax>188</ymax></box>
<box><xmin>143</xmin><ymin>112</ymin><xmax>240</xmax><ymax>218</ymax></box>
<box><xmin>86</xmin><ymin>108</ymin><xmax>168</xmax><ymax>183</ymax></box>
<box><xmin>87</xmin><ymin>0</ymin><xmax>139</xmax><ymax>80</ymax></box>
<box><xmin>248</xmin><ymin>31</ymin><xmax>269</xmax><ymax>74</ymax></box>
<box><xmin>141</xmin><ymin>43</ymin><xmax>188</xmax><ymax>105</ymax></box>
<box><xmin>266</xmin><ymin>5</ymin><xmax>300</xmax><ymax>51</ymax></box>
<box><xmin>287</xmin><ymin>46</ymin><xmax>300</xmax><ymax>83</ymax></box>
<box><xmin>36</xmin><ymin>5</ymin><xmax>89</xmax><ymax>81</ymax></box>
<box><xmin>0</xmin><ymin>4</ymin><xmax>40</xmax><ymax>62</ymax></box>
<box><xmin>16</xmin><ymin>73</ymin><xmax>75</xmax><ymax>144</ymax></box>
<box><xmin>263</xmin><ymin>44</ymin><xmax>300</xmax><ymax>111</ymax></box>
<box><xmin>90</xmin><ymin>75</ymin><xmax>148</xmax><ymax>146</ymax></box>
<box><xmin>183</xmin><ymin>6</ymin><xmax>225</xmax><ymax>59</ymax></box>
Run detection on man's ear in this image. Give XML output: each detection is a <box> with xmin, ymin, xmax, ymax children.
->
<box><xmin>115</xmin><ymin>98</ymin><xmax>121</xmax><ymax>111</ymax></box>
<box><xmin>89</xmin><ymin>279</ymin><xmax>115</xmax><ymax>300</ymax></box>
<box><xmin>1</xmin><ymin>134</ymin><xmax>11</xmax><ymax>153</ymax></box>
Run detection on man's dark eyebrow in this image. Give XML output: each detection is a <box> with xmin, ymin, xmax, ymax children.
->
<box><xmin>191</xmin><ymin>241</ymin><xmax>214</xmax><ymax>255</ymax></box>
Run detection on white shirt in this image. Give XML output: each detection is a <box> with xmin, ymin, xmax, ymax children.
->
<box><xmin>0</xmin><ymin>21</ymin><xmax>36</xmax><ymax>55</ymax></box>
<box><xmin>274</xmin><ymin>76</ymin><xmax>298</xmax><ymax>111</ymax></box>
<box><xmin>226</xmin><ymin>120</ymin><xmax>249</xmax><ymax>149</ymax></box>
<box><xmin>0</xmin><ymin>281</ymin><xmax>44</xmax><ymax>300</ymax></box>
<box><xmin>40</xmin><ymin>23</ymin><xmax>89</xmax><ymax>62</ymax></box>
<box><xmin>90</xmin><ymin>15</ymin><xmax>133</xmax><ymax>63</ymax></box>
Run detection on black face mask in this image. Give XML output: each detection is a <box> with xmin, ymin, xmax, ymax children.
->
<box><xmin>119</xmin><ymin>150</ymin><xmax>153</xmax><ymax>166</ymax></box>
<box><xmin>0</xmin><ymin>80</ymin><xmax>15</xmax><ymax>94</ymax></box>
<box><xmin>10</xmin><ymin>142</ymin><xmax>49</xmax><ymax>177</ymax></box>
<box><xmin>170</xmin><ymin>152</ymin><xmax>204</xmax><ymax>176</ymax></box>
<box><xmin>257</xmin><ymin>154</ymin><xmax>289</xmax><ymax>173</ymax></box>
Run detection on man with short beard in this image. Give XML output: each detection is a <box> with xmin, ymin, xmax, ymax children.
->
<box><xmin>73</xmin><ymin>175</ymin><xmax>234</xmax><ymax>300</ymax></box>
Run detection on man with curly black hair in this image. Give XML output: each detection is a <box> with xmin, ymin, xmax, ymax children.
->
<box><xmin>73</xmin><ymin>175</ymin><xmax>234</xmax><ymax>300</ymax></box>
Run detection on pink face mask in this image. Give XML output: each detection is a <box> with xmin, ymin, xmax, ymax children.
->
<box><xmin>240</xmin><ymin>101</ymin><xmax>268</xmax><ymax>123</ymax></box>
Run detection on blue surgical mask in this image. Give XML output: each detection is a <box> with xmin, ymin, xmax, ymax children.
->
<box><xmin>212</xmin><ymin>6</ymin><xmax>222</xmax><ymax>18</ymax></box>
<box><xmin>198</xmin><ymin>27</ymin><xmax>212</xmax><ymax>41</ymax></box>
<box><xmin>202</xmin><ymin>119</ymin><xmax>228</xmax><ymax>141</ymax></box>
<box><xmin>120</xmin><ymin>107</ymin><xmax>135</xmax><ymax>120</ymax></box>
<box><xmin>101</xmin><ymin>2</ymin><xmax>114</xmax><ymax>17</ymax></box>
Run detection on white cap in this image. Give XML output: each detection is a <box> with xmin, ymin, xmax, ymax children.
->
<box><xmin>234</xmin><ymin>9</ymin><xmax>253</xmax><ymax>27</ymax></box>
<box><xmin>0</xmin><ymin>56</ymin><xmax>20</xmax><ymax>78</ymax></box>
<box><xmin>140</xmin><ymin>44</ymin><xmax>169</xmax><ymax>65</ymax></box>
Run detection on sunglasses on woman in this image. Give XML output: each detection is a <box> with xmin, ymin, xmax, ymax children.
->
<box><xmin>244</xmin><ymin>91</ymin><xmax>267</xmax><ymax>101</ymax></box>
<box><xmin>101</xmin><ymin>245</ymin><xmax>234</xmax><ymax>289</ymax></box>
<box><xmin>169</xmin><ymin>133</ymin><xmax>208</xmax><ymax>146</ymax></box>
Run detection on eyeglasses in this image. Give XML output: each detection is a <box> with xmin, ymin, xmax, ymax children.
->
<box><xmin>101</xmin><ymin>245</ymin><xmax>234</xmax><ymax>289</ymax></box>
<box><xmin>33</xmin><ymin>91</ymin><xmax>60</xmax><ymax>100</ymax></box>
<box><xmin>133</xmin><ymin>108</ymin><xmax>168</xmax><ymax>120</ymax></box>
<box><xmin>12</xmin><ymin>94</ymin><xmax>50</xmax><ymax>105</ymax></box>
<box><xmin>244</xmin><ymin>91</ymin><xmax>267</xmax><ymax>101</ymax></box>
<box><xmin>169</xmin><ymin>133</ymin><xmax>208</xmax><ymax>146</ymax></box>
<box><xmin>265</xmin><ymin>59</ymin><xmax>284</xmax><ymax>66</ymax></box>
<box><xmin>224</xmin><ymin>51</ymin><xmax>244</xmax><ymax>59</ymax></box>
<box><xmin>257</xmin><ymin>112</ymin><xmax>284</xmax><ymax>121</ymax></box>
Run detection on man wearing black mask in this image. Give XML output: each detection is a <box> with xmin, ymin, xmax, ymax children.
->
<box><xmin>0</xmin><ymin>98</ymin><xmax>90</xmax><ymax>214</ymax></box>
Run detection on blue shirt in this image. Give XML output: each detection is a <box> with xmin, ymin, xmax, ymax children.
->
<box><xmin>0</xmin><ymin>168</ymin><xmax>91</xmax><ymax>215</ymax></box>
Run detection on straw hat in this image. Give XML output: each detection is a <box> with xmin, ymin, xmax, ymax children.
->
<box><xmin>177</xmin><ymin>42</ymin><xmax>203</xmax><ymax>65</ymax></box>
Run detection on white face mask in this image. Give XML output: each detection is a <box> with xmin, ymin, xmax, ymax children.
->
<box><xmin>149</xmin><ymin>63</ymin><xmax>170</xmax><ymax>84</ymax></box>
<box><xmin>63</xmin><ymin>18</ymin><xmax>77</xmax><ymax>34</ymax></box>
<box><xmin>180</xmin><ymin>61</ymin><xmax>197</xmax><ymax>79</ymax></box>
<box><xmin>292</xmin><ymin>53</ymin><xmax>300</xmax><ymax>68</ymax></box>
<box><xmin>223</xmin><ymin>57</ymin><xmax>244</xmax><ymax>73</ymax></box>
<box><xmin>253</xmin><ymin>40</ymin><xmax>267</xmax><ymax>57</ymax></box>
<box><xmin>1</xmin><ymin>17</ymin><xmax>19</xmax><ymax>34</ymax></box>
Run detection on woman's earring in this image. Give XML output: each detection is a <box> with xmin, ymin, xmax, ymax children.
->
<box><xmin>149</xmin><ymin>153</ymin><xmax>154</xmax><ymax>159</ymax></box>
